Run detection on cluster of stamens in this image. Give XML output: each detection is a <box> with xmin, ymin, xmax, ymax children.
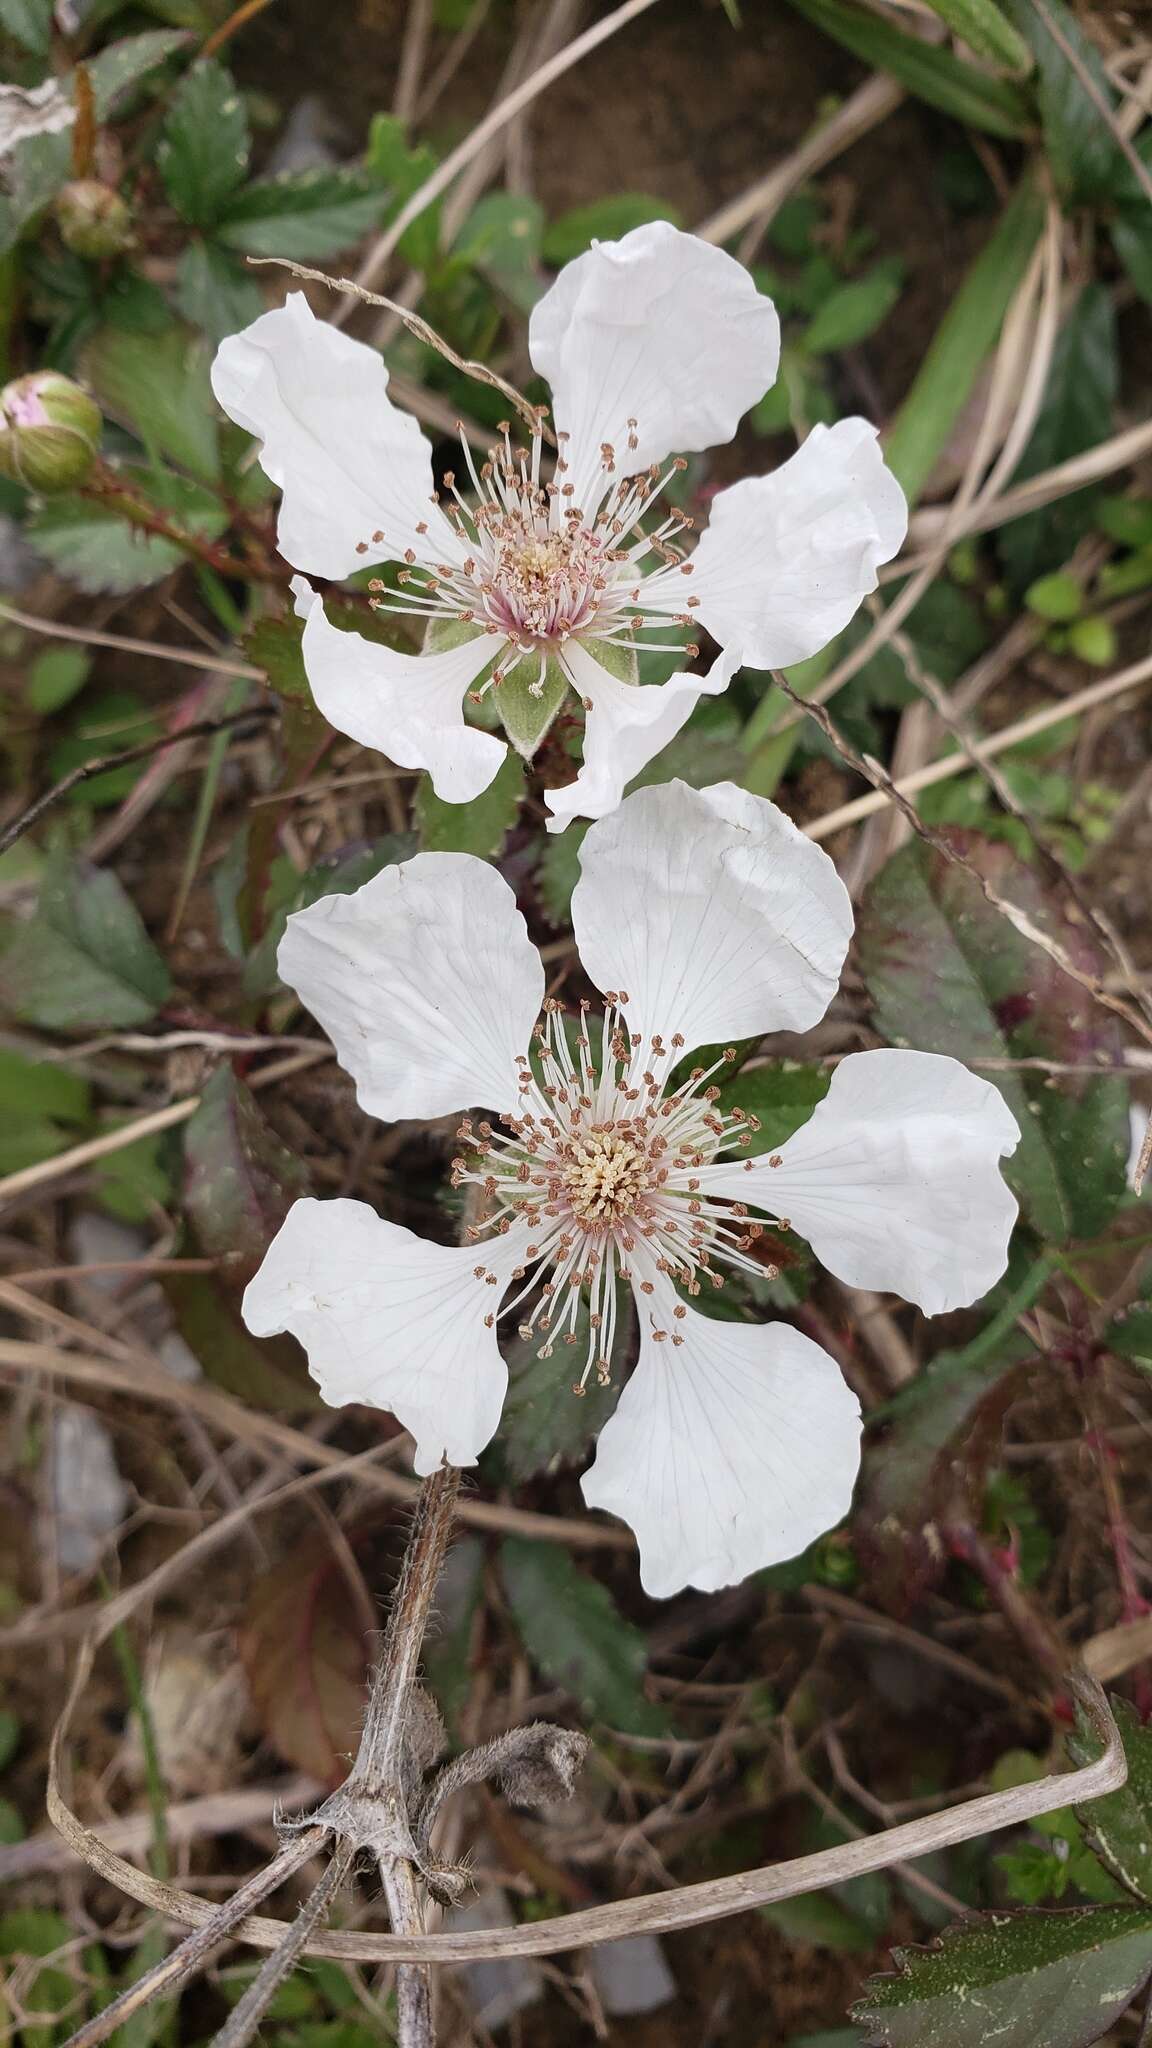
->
<box><xmin>452</xmin><ymin>999</ymin><xmax>782</xmax><ymax>1397</ymax></box>
<box><xmin>356</xmin><ymin>413</ymin><xmax>704</xmax><ymax>703</ymax></box>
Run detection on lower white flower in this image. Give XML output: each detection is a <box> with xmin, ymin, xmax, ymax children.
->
<box><xmin>211</xmin><ymin>222</ymin><xmax>906</xmax><ymax>826</ymax></box>
<box><xmin>243</xmin><ymin>781</ymin><xmax>1020</xmax><ymax>1597</ymax></box>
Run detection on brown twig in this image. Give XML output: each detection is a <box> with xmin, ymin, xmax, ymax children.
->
<box><xmin>199</xmin><ymin>0</ymin><xmax>276</xmax><ymax>60</ymax></box>
<box><xmin>46</xmin><ymin>1673</ymin><xmax>1125</xmax><ymax>1963</ymax></box>
<box><xmin>803</xmin><ymin>652</ymin><xmax>1152</xmax><ymax>840</ymax></box>
<box><xmin>0</xmin><ymin>601</ymin><xmax>264</xmax><ymax>680</ymax></box>
<box><xmin>0</xmin><ymin>706</ymin><xmax>276</xmax><ymax>859</ymax></box>
<box><xmin>247</xmin><ymin>257</ymin><xmax>552</xmax><ymax>445</ymax></box>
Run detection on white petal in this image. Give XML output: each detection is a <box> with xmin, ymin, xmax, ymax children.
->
<box><xmin>279</xmin><ymin>849</ymin><xmax>544</xmax><ymax>1121</ymax></box>
<box><xmin>571</xmin><ymin>779</ymin><xmax>852</xmax><ymax>1052</ymax></box>
<box><xmin>211</xmin><ymin>293</ymin><xmax>458</xmax><ymax>580</ymax></box>
<box><xmin>702</xmin><ymin>1050</ymin><xmax>1020</xmax><ymax>1315</ymax></box>
<box><xmin>544</xmin><ymin>639</ymin><xmax>724</xmax><ymax>833</ymax></box>
<box><xmin>581</xmin><ymin>1295</ymin><xmax>860</xmax><ymax>1597</ymax></box>
<box><xmin>243</xmin><ymin>1198</ymin><xmax>525</xmax><ymax>1471</ymax></box>
<box><xmin>658</xmin><ymin>418</ymin><xmax>907</xmax><ymax>669</ymax></box>
<box><xmin>529</xmin><ymin>223</ymin><xmax>780</xmax><ymax>510</ymax></box>
<box><xmin>300</xmin><ymin>593</ymin><xmax>508</xmax><ymax>804</ymax></box>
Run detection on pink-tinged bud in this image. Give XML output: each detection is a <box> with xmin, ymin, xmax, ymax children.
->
<box><xmin>55</xmin><ymin>180</ymin><xmax>134</xmax><ymax>260</ymax></box>
<box><xmin>0</xmin><ymin>372</ymin><xmax>102</xmax><ymax>490</ymax></box>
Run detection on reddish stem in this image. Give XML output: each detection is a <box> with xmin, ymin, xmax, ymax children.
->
<box><xmin>85</xmin><ymin>466</ymin><xmax>291</xmax><ymax>587</ymax></box>
<box><xmin>945</xmin><ymin>1521</ymin><xmax>1066</xmax><ymax>1684</ymax></box>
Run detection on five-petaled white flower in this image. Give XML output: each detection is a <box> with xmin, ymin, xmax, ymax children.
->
<box><xmin>243</xmin><ymin>780</ymin><xmax>1020</xmax><ymax>1597</ymax></box>
<box><xmin>210</xmin><ymin>222</ymin><xmax>907</xmax><ymax>829</ymax></box>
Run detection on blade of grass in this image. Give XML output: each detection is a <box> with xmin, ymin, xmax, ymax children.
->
<box><xmin>166</xmin><ymin>677</ymin><xmax>253</xmax><ymax>942</ymax></box>
<box><xmin>921</xmin><ymin>0</ymin><xmax>1032</xmax><ymax>71</ymax></box>
<box><xmin>884</xmin><ymin>177</ymin><xmax>1045</xmax><ymax>504</ymax></box>
<box><xmin>785</xmin><ymin>0</ymin><xmax>1034</xmax><ymax>134</ymax></box>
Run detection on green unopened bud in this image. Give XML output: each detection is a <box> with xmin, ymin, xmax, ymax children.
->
<box><xmin>55</xmin><ymin>180</ymin><xmax>134</xmax><ymax>260</ymax></box>
<box><xmin>0</xmin><ymin>373</ymin><xmax>102</xmax><ymax>491</ymax></box>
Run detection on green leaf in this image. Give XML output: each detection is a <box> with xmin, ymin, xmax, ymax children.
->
<box><xmin>1002</xmin><ymin>0</ymin><xmax>1126</xmax><ymax>203</ymax></box>
<box><xmin>454</xmin><ymin>192</ymin><xmax>543</xmax><ymax>311</ymax></box>
<box><xmin>46</xmin><ymin>688</ymin><xmax>158</xmax><ymax>808</ymax></box>
<box><xmin>0</xmin><ymin>35</ymin><xmax>190</xmax><ymax>254</ymax></box>
<box><xmin>542</xmin><ymin>194</ymin><xmax>681</xmax><ymax>266</ymax></box>
<box><xmin>216</xmin><ymin>169</ymin><xmax>386</xmax><ymax>260</ymax></box>
<box><xmin>1111</xmin><ymin>213</ymin><xmax>1152</xmax><ymax>309</ymax></box>
<box><xmin>500</xmin><ymin>1538</ymin><xmax>670</xmax><ymax>1736</ymax></box>
<box><xmin>93</xmin><ymin>1126</ymin><xmax>172</xmax><ymax>1223</ymax></box>
<box><xmin>415</xmin><ymin>750</ymin><xmax>524</xmax><ymax>854</ymax></box>
<box><xmin>175</xmin><ymin>239</ymin><xmax>264</xmax><ymax>344</ymax></box>
<box><xmin>87</xmin><ymin>31</ymin><xmax>191</xmax><ymax>120</ymax></box>
<box><xmin>536</xmin><ymin>819</ymin><xmax>588</xmax><ymax>924</ymax></box>
<box><xmin>181</xmin><ymin>1066</ymin><xmax>309</xmax><ymax>1284</ymax></box>
<box><xmin>856</xmin><ymin>833</ymin><xmax>1129</xmax><ymax>1242</ymax></box>
<box><xmin>242</xmin><ymin>613</ymin><xmax>309</xmax><ymax>699</ymax></box>
<box><xmin>852</xmin><ymin>1904</ymin><xmax>1152</xmax><ymax>2048</ymax></box>
<box><xmin>499</xmin><ymin>1301</ymin><xmax>620</xmax><ymax>1483</ymax></box>
<box><xmin>1069</xmin><ymin>1695</ymin><xmax>1152</xmax><ymax>1907</ymax></box>
<box><xmin>242</xmin><ymin>836</ymin><xmax>413</xmax><ymax>1000</ymax></box>
<box><xmin>763</xmin><ymin>1892</ymin><xmax>877</xmax><ymax>1952</ymax></box>
<box><xmin>423</xmin><ymin>1536</ymin><xmax>485</xmax><ymax>1736</ymax></box>
<box><xmin>1</xmin><ymin>857</ymin><xmax>170</xmax><ymax>1031</ymax></box>
<box><xmin>364</xmin><ymin>113</ymin><xmax>441</xmax><ymax>268</ymax></box>
<box><xmin>158</xmin><ymin>57</ymin><xmax>250</xmax><ymax>228</ymax></box>
<box><xmin>1025</xmin><ymin>571</ymin><xmax>1083</xmax><ymax>622</ymax></box>
<box><xmin>163</xmin><ymin>1268</ymin><xmax>318</xmax><ymax>1412</ymax></box>
<box><xmin>82</xmin><ymin>323</ymin><xmax>220</xmax><ymax>481</ymax></box>
<box><xmin>784</xmin><ymin>0</ymin><xmax>1032</xmax><ymax>135</ymax></box>
<box><xmin>0</xmin><ymin>1710</ymin><xmax>21</xmax><ymax>1772</ymax></box>
<box><xmin>0</xmin><ymin>1048</ymin><xmax>88</xmax><ymax>1129</ymax></box>
<box><xmin>715</xmin><ymin>1062</ymin><xmax>830</xmax><ymax>1155</ymax></box>
<box><xmin>0</xmin><ymin>1909</ymin><xmax>88</xmax><ymax>2048</ymax></box>
<box><xmin>803</xmin><ymin>265</ymin><xmax>903</xmax><ymax>354</ymax></box>
<box><xmin>920</xmin><ymin>0</ymin><xmax>1031</xmax><ymax>71</ymax></box>
<box><xmin>25</xmin><ymin>646</ymin><xmax>91</xmax><ymax>713</ymax></box>
<box><xmin>27</xmin><ymin>472</ymin><xmax>227</xmax><ymax>594</ymax></box>
<box><xmin>1106</xmin><ymin>1300</ymin><xmax>1152</xmax><ymax>1373</ymax></box>
<box><xmin>1066</xmin><ymin>615</ymin><xmax>1115</xmax><ymax>667</ymax></box>
<box><xmin>998</xmin><ymin>286</ymin><xmax>1117</xmax><ymax>592</ymax></box>
<box><xmin>0</xmin><ymin>0</ymin><xmax>52</xmax><ymax>55</ymax></box>
<box><xmin>884</xmin><ymin>181</ymin><xmax>1044</xmax><ymax>504</ymax></box>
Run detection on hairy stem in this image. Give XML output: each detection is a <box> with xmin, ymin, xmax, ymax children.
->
<box><xmin>213</xmin><ymin>1839</ymin><xmax>356</xmax><ymax>2048</ymax></box>
<box><xmin>379</xmin><ymin>1856</ymin><xmax>435</xmax><ymax>2048</ymax></box>
<box><xmin>84</xmin><ymin>465</ymin><xmax>290</xmax><ymax>586</ymax></box>
<box><xmin>60</xmin><ymin>1828</ymin><xmax>329</xmax><ymax>2048</ymax></box>
<box><xmin>355</xmin><ymin>1463</ymin><xmax>462</xmax><ymax>1794</ymax></box>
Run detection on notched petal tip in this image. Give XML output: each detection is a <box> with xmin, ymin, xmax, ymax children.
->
<box><xmin>582</xmin><ymin>1306</ymin><xmax>861</xmax><ymax>1599</ymax></box>
<box><xmin>571</xmin><ymin>776</ymin><xmax>853</xmax><ymax>1050</ymax></box>
<box><xmin>242</xmin><ymin>1196</ymin><xmax>523</xmax><ymax>1472</ymax></box>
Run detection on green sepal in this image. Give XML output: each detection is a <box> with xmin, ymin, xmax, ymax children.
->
<box><xmin>497</xmin><ymin>655</ymin><xmax>570</xmax><ymax>758</ymax></box>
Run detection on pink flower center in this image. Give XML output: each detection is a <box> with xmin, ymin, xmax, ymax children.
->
<box><xmin>453</xmin><ymin>999</ymin><xmax>775</xmax><ymax>1393</ymax></box>
<box><xmin>4</xmin><ymin>378</ymin><xmax>50</xmax><ymax>429</ymax></box>
<box><xmin>359</xmin><ymin>418</ymin><xmax>704</xmax><ymax>704</ymax></box>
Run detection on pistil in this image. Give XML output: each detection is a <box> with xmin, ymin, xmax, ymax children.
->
<box><xmin>451</xmin><ymin>1000</ymin><xmax>774</xmax><ymax>1395</ymax></box>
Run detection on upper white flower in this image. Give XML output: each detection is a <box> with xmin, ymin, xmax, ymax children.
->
<box><xmin>211</xmin><ymin>223</ymin><xmax>907</xmax><ymax>828</ymax></box>
<box><xmin>242</xmin><ymin>780</ymin><xmax>1020</xmax><ymax>1598</ymax></box>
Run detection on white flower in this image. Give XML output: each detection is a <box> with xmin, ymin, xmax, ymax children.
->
<box><xmin>242</xmin><ymin>780</ymin><xmax>1019</xmax><ymax>1598</ymax></box>
<box><xmin>211</xmin><ymin>223</ymin><xmax>907</xmax><ymax>827</ymax></box>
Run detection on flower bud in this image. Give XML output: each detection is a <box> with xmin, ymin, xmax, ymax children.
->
<box><xmin>0</xmin><ymin>373</ymin><xmax>102</xmax><ymax>491</ymax></box>
<box><xmin>55</xmin><ymin>180</ymin><xmax>134</xmax><ymax>260</ymax></box>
